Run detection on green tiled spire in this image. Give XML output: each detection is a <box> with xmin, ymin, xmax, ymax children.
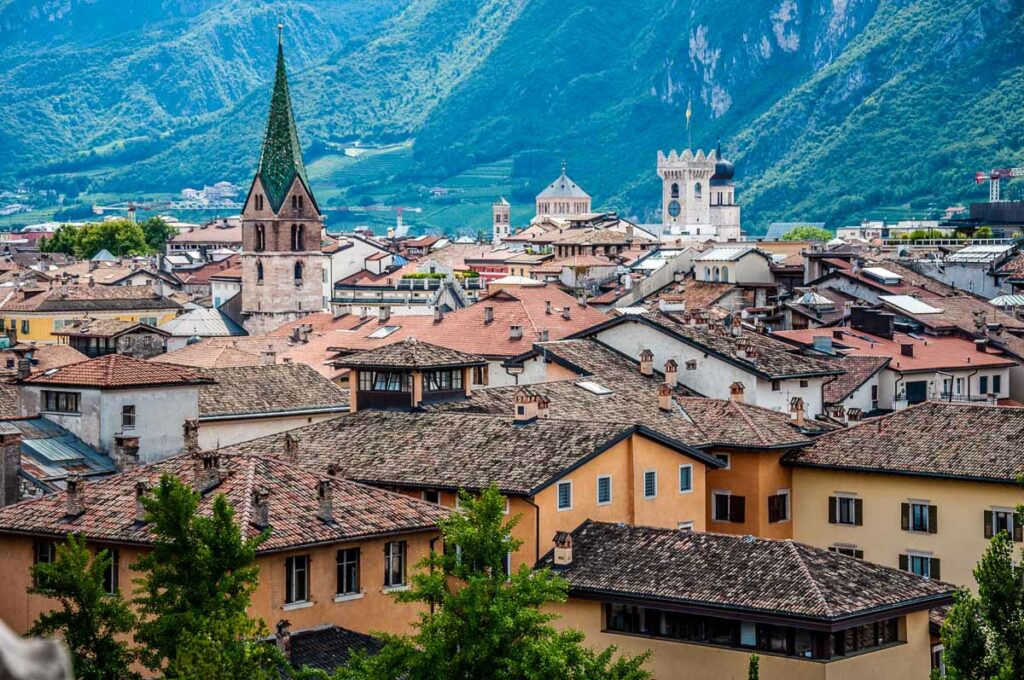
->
<box><xmin>256</xmin><ymin>35</ymin><xmax>311</xmax><ymax>213</ymax></box>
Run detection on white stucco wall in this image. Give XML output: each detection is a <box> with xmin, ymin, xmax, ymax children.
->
<box><xmin>198</xmin><ymin>411</ymin><xmax>342</xmax><ymax>450</ymax></box>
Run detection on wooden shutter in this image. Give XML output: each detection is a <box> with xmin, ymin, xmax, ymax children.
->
<box><xmin>730</xmin><ymin>495</ymin><xmax>746</xmax><ymax>524</ymax></box>
<box><xmin>828</xmin><ymin>496</ymin><xmax>837</xmax><ymax>524</ymax></box>
<box><xmin>899</xmin><ymin>554</ymin><xmax>909</xmax><ymax>572</ymax></box>
<box><xmin>854</xmin><ymin>498</ymin><xmax>864</xmax><ymax>526</ymax></box>
<box><xmin>928</xmin><ymin>505</ymin><xmax>938</xmax><ymax>534</ymax></box>
<box><xmin>1015</xmin><ymin>514</ymin><xmax>1023</xmax><ymax>543</ymax></box>
<box><xmin>900</xmin><ymin>503</ymin><xmax>910</xmax><ymax>531</ymax></box>
<box><xmin>930</xmin><ymin>558</ymin><xmax>941</xmax><ymax>580</ymax></box>
<box><xmin>984</xmin><ymin>511</ymin><xmax>994</xmax><ymax>539</ymax></box>
<box><xmin>768</xmin><ymin>495</ymin><xmax>780</xmax><ymax>523</ymax></box>
<box><xmin>854</xmin><ymin>550</ymin><xmax>864</xmax><ymax>559</ymax></box>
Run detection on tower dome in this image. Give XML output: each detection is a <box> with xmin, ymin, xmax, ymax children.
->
<box><xmin>711</xmin><ymin>142</ymin><xmax>734</xmax><ymax>184</ymax></box>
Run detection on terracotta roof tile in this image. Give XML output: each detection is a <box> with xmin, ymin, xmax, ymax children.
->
<box><xmin>336</xmin><ymin>338</ymin><xmax>485</xmax><ymax>371</ymax></box>
<box><xmin>22</xmin><ymin>354</ymin><xmax>211</xmax><ymax>389</ymax></box>
<box><xmin>196</xmin><ymin>363</ymin><xmax>348</xmax><ymax>418</ymax></box>
<box><xmin>0</xmin><ymin>285</ymin><xmax>181</xmax><ymax>313</ymax></box>
<box><xmin>821</xmin><ymin>355</ymin><xmax>891</xmax><ymax>404</ymax></box>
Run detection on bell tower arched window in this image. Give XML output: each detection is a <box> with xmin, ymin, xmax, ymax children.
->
<box><xmin>291</xmin><ymin>224</ymin><xmax>305</xmax><ymax>251</ymax></box>
<box><xmin>294</xmin><ymin>261</ymin><xmax>303</xmax><ymax>284</ymax></box>
<box><xmin>256</xmin><ymin>260</ymin><xmax>264</xmax><ymax>284</ymax></box>
<box><xmin>694</xmin><ymin>182</ymin><xmax>703</xmax><ymax>199</ymax></box>
<box><xmin>671</xmin><ymin>183</ymin><xmax>680</xmax><ymax>199</ymax></box>
<box><xmin>254</xmin><ymin>224</ymin><xmax>266</xmax><ymax>252</ymax></box>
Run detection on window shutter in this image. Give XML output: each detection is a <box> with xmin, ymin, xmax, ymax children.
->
<box><xmin>854</xmin><ymin>550</ymin><xmax>864</xmax><ymax>559</ymax></box>
<box><xmin>768</xmin><ymin>496</ymin><xmax>777</xmax><ymax>523</ymax></box>
<box><xmin>984</xmin><ymin>511</ymin><xmax>993</xmax><ymax>539</ymax></box>
<box><xmin>1015</xmin><ymin>514</ymin><xmax>1023</xmax><ymax>543</ymax></box>
<box><xmin>900</xmin><ymin>503</ymin><xmax>910</xmax><ymax>531</ymax></box>
<box><xmin>930</xmin><ymin>558</ymin><xmax>941</xmax><ymax>580</ymax></box>
<box><xmin>828</xmin><ymin>497</ymin><xmax>837</xmax><ymax>524</ymax></box>
<box><xmin>928</xmin><ymin>505</ymin><xmax>938</xmax><ymax>534</ymax></box>
<box><xmin>730</xmin><ymin>495</ymin><xmax>746</xmax><ymax>524</ymax></box>
<box><xmin>854</xmin><ymin>499</ymin><xmax>864</xmax><ymax>526</ymax></box>
<box><xmin>899</xmin><ymin>554</ymin><xmax>908</xmax><ymax>572</ymax></box>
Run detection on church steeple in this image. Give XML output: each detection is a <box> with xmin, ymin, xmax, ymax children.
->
<box><xmin>256</xmin><ymin>29</ymin><xmax>314</xmax><ymax>213</ymax></box>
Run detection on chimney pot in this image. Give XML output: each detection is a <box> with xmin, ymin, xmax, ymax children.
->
<box><xmin>192</xmin><ymin>452</ymin><xmax>221</xmax><ymax>493</ymax></box>
<box><xmin>832</xmin><ymin>329</ymin><xmax>843</xmax><ymax>340</ymax></box>
<box><xmin>658</xmin><ymin>383</ymin><xmax>673</xmax><ymax>412</ymax></box>
<box><xmin>663</xmin><ymin>359</ymin><xmax>678</xmax><ymax>387</ymax></box>
<box><xmin>183</xmin><ymin>419</ymin><xmax>199</xmax><ymax>456</ymax></box>
<box><xmin>538</xmin><ymin>329</ymin><xmax>549</xmax><ymax>342</ymax></box>
<box><xmin>483</xmin><ymin>306</ymin><xmax>494</xmax><ymax>324</ymax></box>
<box><xmin>639</xmin><ymin>349</ymin><xmax>654</xmax><ymax>376</ymax></box>
<box><xmin>252</xmin><ymin>488</ymin><xmax>270</xmax><ymax>529</ymax></box>
<box><xmin>846</xmin><ymin>407</ymin><xmax>863</xmax><ymax>422</ymax></box>
<box><xmin>379</xmin><ymin>305</ymin><xmax>391</xmax><ymax>323</ymax></box>
<box><xmin>975</xmin><ymin>339</ymin><xmax>989</xmax><ymax>353</ymax></box>
<box><xmin>729</xmin><ymin>382</ymin><xmax>745</xmax><ymax>403</ymax></box>
<box><xmin>545</xmin><ymin>300</ymin><xmax>552</xmax><ymax>315</ymax></box>
<box><xmin>134</xmin><ymin>481</ymin><xmax>148</xmax><ymax>524</ymax></box>
<box><xmin>513</xmin><ymin>387</ymin><xmax>540</xmax><ymax>424</ymax></box>
<box><xmin>789</xmin><ymin>397</ymin><xmax>805</xmax><ymax>426</ymax></box>
<box><xmin>113</xmin><ymin>435</ymin><xmax>140</xmax><ymax>472</ymax></box>
<box><xmin>275</xmin><ymin>620</ymin><xmax>292</xmax><ymax>659</ymax></box>
<box><xmin>65</xmin><ymin>472</ymin><xmax>86</xmax><ymax>517</ymax></box>
<box><xmin>284</xmin><ymin>432</ymin><xmax>300</xmax><ymax>463</ymax></box>
<box><xmin>561</xmin><ymin>306</ymin><xmax>571</xmax><ymax>321</ymax></box>
<box><xmin>553</xmin><ymin>531</ymin><xmax>573</xmax><ymax>567</ymax></box>
<box><xmin>317</xmin><ymin>479</ymin><xmax>334</xmax><ymax>523</ymax></box>
<box><xmin>262</xmin><ymin>348</ymin><xmax>277</xmax><ymax>365</ymax></box>
<box><xmin>434</xmin><ymin>307</ymin><xmax>444</xmax><ymax>323</ymax></box>
<box><xmin>16</xmin><ymin>359</ymin><xmax>30</xmax><ymax>380</ymax></box>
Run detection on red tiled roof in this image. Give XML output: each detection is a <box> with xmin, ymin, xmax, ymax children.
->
<box><xmin>23</xmin><ymin>354</ymin><xmax>212</xmax><ymax>388</ymax></box>
<box><xmin>179</xmin><ymin>255</ymin><xmax>240</xmax><ymax>285</ymax></box>
<box><xmin>771</xmin><ymin>328</ymin><xmax>1018</xmax><ymax>373</ymax></box>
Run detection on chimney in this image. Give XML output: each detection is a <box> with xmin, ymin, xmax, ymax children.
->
<box><xmin>545</xmin><ymin>300</ymin><xmax>553</xmax><ymax>315</ymax></box>
<box><xmin>658</xmin><ymin>383</ymin><xmax>673</xmax><ymax>412</ymax></box>
<box><xmin>134</xmin><ymin>481</ymin><xmax>148</xmax><ymax>524</ymax></box>
<box><xmin>113</xmin><ymin>435</ymin><xmax>140</xmax><ymax>472</ymax></box>
<box><xmin>317</xmin><ymin>479</ymin><xmax>333</xmax><ymax>523</ymax></box>
<box><xmin>483</xmin><ymin>306</ymin><xmax>494</xmax><ymax>324</ymax></box>
<box><xmin>537</xmin><ymin>394</ymin><xmax>550</xmax><ymax>419</ymax></box>
<box><xmin>975</xmin><ymin>339</ymin><xmax>989</xmax><ymax>353</ymax></box>
<box><xmin>730</xmin><ymin>316</ymin><xmax>742</xmax><ymax>338</ymax></box>
<box><xmin>262</xmin><ymin>348</ymin><xmax>277</xmax><ymax>365</ymax></box>
<box><xmin>561</xmin><ymin>306</ymin><xmax>571</xmax><ymax>321</ymax></box>
<box><xmin>87</xmin><ymin>276</ymin><xmax>95</xmax><ymax>288</ymax></box>
<box><xmin>537</xmin><ymin>329</ymin><xmax>549</xmax><ymax>342</ymax></box>
<box><xmin>513</xmin><ymin>387</ymin><xmax>540</xmax><ymax>424</ymax></box>
<box><xmin>183</xmin><ymin>419</ymin><xmax>199</xmax><ymax>456</ymax></box>
<box><xmin>16</xmin><ymin>359</ymin><xmax>31</xmax><ymax>380</ymax></box>
<box><xmin>790</xmin><ymin>397</ymin><xmax>805</xmax><ymax>426</ymax></box>
<box><xmin>65</xmin><ymin>472</ymin><xmax>86</xmax><ymax>518</ymax></box>
<box><xmin>379</xmin><ymin>305</ymin><xmax>391</xmax><ymax>323</ymax></box>
<box><xmin>0</xmin><ymin>431</ymin><xmax>22</xmax><ymax>508</ymax></box>
<box><xmin>552</xmin><ymin>531</ymin><xmax>573</xmax><ymax>567</ymax></box>
<box><xmin>284</xmin><ymin>432</ymin><xmax>300</xmax><ymax>463</ymax></box>
<box><xmin>275</xmin><ymin>620</ymin><xmax>292</xmax><ymax>659</ymax></box>
<box><xmin>829</xmin><ymin>404</ymin><xmax>846</xmax><ymax>421</ymax></box>
<box><xmin>900</xmin><ymin>342</ymin><xmax>914</xmax><ymax>357</ymax></box>
<box><xmin>729</xmin><ymin>382</ymin><xmax>745</xmax><ymax>403</ymax></box>
<box><xmin>578</xmin><ymin>293</ymin><xmax>588</xmax><ymax>307</ymax></box>
<box><xmin>639</xmin><ymin>349</ymin><xmax>654</xmax><ymax>376</ymax></box>
<box><xmin>251</xmin><ymin>488</ymin><xmax>270</xmax><ymax>529</ymax></box>
<box><xmin>509</xmin><ymin>325</ymin><xmax>523</xmax><ymax>341</ymax></box>
<box><xmin>192</xmin><ymin>452</ymin><xmax>221</xmax><ymax>493</ymax></box>
<box><xmin>663</xmin><ymin>359</ymin><xmax>678</xmax><ymax>387</ymax></box>
<box><xmin>434</xmin><ymin>307</ymin><xmax>444</xmax><ymax>323</ymax></box>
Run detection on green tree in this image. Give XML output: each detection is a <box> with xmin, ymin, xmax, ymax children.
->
<box><xmin>327</xmin><ymin>486</ymin><xmax>651</xmax><ymax>680</ymax></box>
<box><xmin>974</xmin><ymin>226</ymin><xmax>994</xmax><ymax>238</ymax></box>
<box><xmin>28</xmin><ymin>534</ymin><xmax>139</xmax><ymax>680</ymax></box>
<box><xmin>39</xmin><ymin>224</ymin><xmax>82</xmax><ymax>255</ymax></box>
<box><xmin>140</xmin><ymin>216</ymin><xmax>175</xmax><ymax>251</ymax></box>
<box><xmin>941</xmin><ymin>531</ymin><xmax>1024</xmax><ymax>679</ymax></box>
<box><xmin>780</xmin><ymin>225</ymin><xmax>833</xmax><ymax>241</ymax></box>
<box><xmin>77</xmin><ymin>219</ymin><xmax>149</xmax><ymax>258</ymax></box>
<box><xmin>747</xmin><ymin>653</ymin><xmax>760</xmax><ymax>680</ymax></box>
<box><xmin>132</xmin><ymin>473</ymin><xmax>275</xmax><ymax>678</ymax></box>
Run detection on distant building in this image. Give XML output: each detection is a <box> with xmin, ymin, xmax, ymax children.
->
<box><xmin>535</xmin><ymin>163</ymin><xmax>591</xmax><ymax>219</ymax></box>
<box><xmin>657</xmin><ymin>142</ymin><xmax>740</xmax><ymax>242</ymax></box>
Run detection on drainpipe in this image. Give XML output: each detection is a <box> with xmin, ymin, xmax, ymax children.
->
<box><xmin>963</xmin><ymin>368</ymin><xmax>979</xmax><ymax>403</ymax></box>
<box><xmin>934</xmin><ymin>370</ymin><xmax>955</xmax><ymax>402</ymax></box>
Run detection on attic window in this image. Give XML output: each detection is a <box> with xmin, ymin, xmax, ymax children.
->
<box><xmin>367</xmin><ymin>326</ymin><xmax>400</xmax><ymax>339</ymax></box>
<box><xmin>576</xmin><ymin>381</ymin><xmax>612</xmax><ymax>395</ymax></box>
<box><xmin>685</xmin><ymin>360</ymin><xmax>697</xmax><ymax>370</ymax></box>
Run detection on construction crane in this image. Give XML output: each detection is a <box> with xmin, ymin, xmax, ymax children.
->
<box><xmin>975</xmin><ymin>167</ymin><xmax>1024</xmax><ymax>202</ymax></box>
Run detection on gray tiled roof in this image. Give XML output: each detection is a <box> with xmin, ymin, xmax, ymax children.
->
<box><xmin>336</xmin><ymin>338</ymin><xmax>486</xmax><ymax>371</ymax></box>
<box><xmin>197</xmin><ymin>363</ymin><xmax>348</xmax><ymax>418</ymax></box>
<box><xmin>285</xmin><ymin>625</ymin><xmax>383</xmax><ymax>674</ymax></box>
<box><xmin>542</xmin><ymin>521</ymin><xmax>953</xmax><ymax>621</ymax></box>
<box><xmin>785</xmin><ymin>401</ymin><xmax>1024</xmax><ymax>482</ymax></box>
<box><xmin>821</xmin><ymin>355</ymin><xmax>890</xmax><ymax>404</ymax></box>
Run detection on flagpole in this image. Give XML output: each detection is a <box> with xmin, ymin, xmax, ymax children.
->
<box><xmin>685</xmin><ymin>97</ymin><xmax>692</xmax><ymax>150</ymax></box>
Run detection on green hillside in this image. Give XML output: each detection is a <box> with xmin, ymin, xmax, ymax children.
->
<box><xmin>1</xmin><ymin>0</ymin><xmax>1021</xmax><ymax>235</ymax></box>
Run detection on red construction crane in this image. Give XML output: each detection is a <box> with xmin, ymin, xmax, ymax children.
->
<box><xmin>975</xmin><ymin>167</ymin><xmax>1024</xmax><ymax>202</ymax></box>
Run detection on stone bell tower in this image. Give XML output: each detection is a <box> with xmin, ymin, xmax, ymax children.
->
<box><xmin>240</xmin><ymin>28</ymin><xmax>325</xmax><ymax>335</ymax></box>
<box><xmin>492</xmin><ymin>197</ymin><xmax>510</xmax><ymax>245</ymax></box>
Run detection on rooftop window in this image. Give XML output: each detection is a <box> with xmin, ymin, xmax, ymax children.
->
<box><xmin>367</xmin><ymin>325</ymin><xmax>401</xmax><ymax>339</ymax></box>
<box><xmin>576</xmin><ymin>381</ymin><xmax>612</xmax><ymax>395</ymax></box>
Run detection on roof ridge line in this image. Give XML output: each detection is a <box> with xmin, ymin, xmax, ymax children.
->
<box><xmin>729</xmin><ymin>399</ymin><xmax>769</xmax><ymax>446</ymax></box>
<box><xmin>788</xmin><ymin>540</ymin><xmax>833</xmax><ymax>618</ymax></box>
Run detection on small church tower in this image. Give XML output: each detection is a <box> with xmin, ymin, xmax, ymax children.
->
<box><xmin>492</xmin><ymin>197</ymin><xmax>510</xmax><ymax>245</ymax></box>
<box><xmin>240</xmin><ymin>29</ymin><xmax>324</xmax><ymax>335</ymax></box>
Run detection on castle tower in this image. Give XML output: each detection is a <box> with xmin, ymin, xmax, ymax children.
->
<box><xmin>492</xmin><ymin>197</ymin><xmax>510</xmax><ymax>245</ymax></box>
<box><xmin>535</xmin><ymin>162</ymin><xmax>591</xmax><ymax>219</ymax></box>
<box><xmin>657</xmin><ymin>142</ymin><xmax>741</xmax><ymax>241</ymax></box>
<box><xmin>240</xmin><ymin>30</ymin><xmax>325</xmax><ymax>335</ymax></box>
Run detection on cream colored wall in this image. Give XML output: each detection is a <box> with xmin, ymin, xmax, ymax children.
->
<box><xmin>198</xmin><ymin>411</ymin><xmax>341</xmax><ymax>450</ymax></box>
<box><xmin>792</xmin><ymin>467</ymin><xmax>1024</xmax><ymax>589</ymax></box>
<box><xmin>548</xmin><ymin>600</ymin><xmax>934</xmax><ymax>680</ymax></box>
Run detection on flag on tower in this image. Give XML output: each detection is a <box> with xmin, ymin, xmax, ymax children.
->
<box><xmin>685</xmin><ymin>97</ymin><xmax>692</xmax><ymax>149</ymax></box>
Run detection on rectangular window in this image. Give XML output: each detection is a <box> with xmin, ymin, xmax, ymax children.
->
<box><xmin>336</xmin><ymin>548</ymin><xmax>360</xmax><ymax>596</ymax></box>
<box><xmin>768</xmin><ymin>490</ymin><xmax>790</xmax><ymax>523</ymax></box>
<box><xmin>829</xmin><ymin>495</ymin><xmax>862</xmax><ymax>526</ymax></box>
<box><xmin>357</xmin><ymin>371</ymin><xmax>410</xmax><ymax>392</ymax></box>
<box><xmin>102</xmin><ymin>548</ymin><xmax>119</xmax><ymax>595</ymax></box>
<box><xmin>829</xmin><ymin>545</ymin><xmax>864</xmax><ymax>559</ymax></box>
<box><xmin>714</xmin><ymin>453</ymin><xmax>730</xmax><ymax>469</ymax></box>
<box><xmin>799</xmin><ymin>379</ymin><xmax>809</xmax><ymax>388</ymax></box>
<box><xmin>903</xmin><ymin>501</ymin><xmax>935</xmax><ymax>533</ymax></box>
<box><xmin>994</xmin><ymin>375</ymin><xmax>1003</xmax><ymax>394</ymax></box>
<box><xmin>20</xmin><ymin>319</ymin><xmax>28</xmax><ymax>334</ymax></box>
<box><xmin>424</xmin><ymin>369</ymin><xmax>463</xmax><ymax>392</ymax></box>
<box><xmin>42</xmin><ymin>390</ymin><xmax>81</xmax><ymax>414</ymax></box>
<box><xmin>284</xmin><ymin>555</ymin><xmax>309</xmax><ymax>604</ymax></box>
<box><xmin>384</xmin><ymin>541</ymin><xmax>406</xmax><ymax>587</ymax></box>
<box><xmin>421</xmin><ymin>489</ymin><xmax>440</xmax><ymax>504</ymax></box>
<box><xmin>32</xmin><ymin>540</ymin><xmax>56</xmax><ymax>586</ymax></box>
<box><xmin>678</xmin><ymin>465</ymin><xmax>693</xmax><ymax>493</ymax></box>
<box><xmin>556</xmin><ymin>481</ymin><xmax>572</xmax><ymax>511</ymax></box>
<box><xmin>713</xmin><ymin>492</ymin><xmax>745</xmax><ymax>523</ymax></box>
<box><xmin>121</xmin><ymin>405</ymin><xmax>136</xmax><ymax>430</ymax></box>
<box><xmin>902</xmin><ymin>553</ymin><xmax>939</xmax><ymax>580</ymax></box>
<box><xmin>979</xmin><ymin>376</ymin><xmax>989</xmax><ymax>394</ymax></box>
<box><xmin>643</xmin><ymin>470</ymin><xmax>657</xmax><ymax>499</ymax></box>
<box><xmin>596</xmin><ymin>475</ymin><xmax>612</xmax><ymax>505</ymax></box>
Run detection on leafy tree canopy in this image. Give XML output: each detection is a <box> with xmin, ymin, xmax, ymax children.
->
<box><xmin>132</xmin><ymin>473</ymin><xmax>275</xmax><ymax>678</ymax></box>
<box><xmin>28</xmin><ymin>533</ymin><xmax>139</xmax><ymax>680</ymax></box>
<box><xmin>780</xmin><ymin>225</ymin><xmax>833</xmax><ymax>241</ymax></box>
<box><xmin>39</xmin><ymin>218</ymin><xmax>154</xmax><ymax>259</ymax></box>
<box><xmin>319</xmin><ymin>486</ymin><xmax>651</xmax><ymax>680</ymax></box>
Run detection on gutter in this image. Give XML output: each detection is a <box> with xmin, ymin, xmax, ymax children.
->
<box><xmin>197</xmin><ymin>405</ymin><xmax>349</xmax><ymax>422</ymax></box>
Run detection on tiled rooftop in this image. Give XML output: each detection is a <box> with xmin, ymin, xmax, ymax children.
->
<box><xmin>21</xmin><ymin>354</ymin><xmax>212</xmax><ymax>389</ymax></box>
<box><xmin>336</xmin><ymin>338</ymin><xmax>486</xmax><ymax>371</ymax></box>
<box><xmin>785</xmin><ymin>401</ymin><xmax>1024</xmax><ymax>482</ymax></box>
<box><xmin>0</xmin><ymin>345</ymin><xmax>88</xmax><ymax>377</ymax></box>
<box><xmin>51</xmin><ymin>318</ymin><xmax>165</xmax><ymax>338</ymax></box>
<box><xmin>820</xmin><ymin>355</ymin><xmax>891</xmax><ymax>404</ymax></box>
<box><xmin>0</xmin><ymin>285</ymin><xmax>182</xmax><ymax>313</ymax></box>
<box><xmin>542</xmin><ymin>521</ymin><xmax>953</xmax><ymax>621</ymax></box>
<box><xmin>196</xmin><ymin>363</ymin><xmax>349</xmax><ymax>418</ymax></box>
<box><xmin>0</xmin><ymin>452</ymin><xmax>447</xmax><ymax>551</ymax></box>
